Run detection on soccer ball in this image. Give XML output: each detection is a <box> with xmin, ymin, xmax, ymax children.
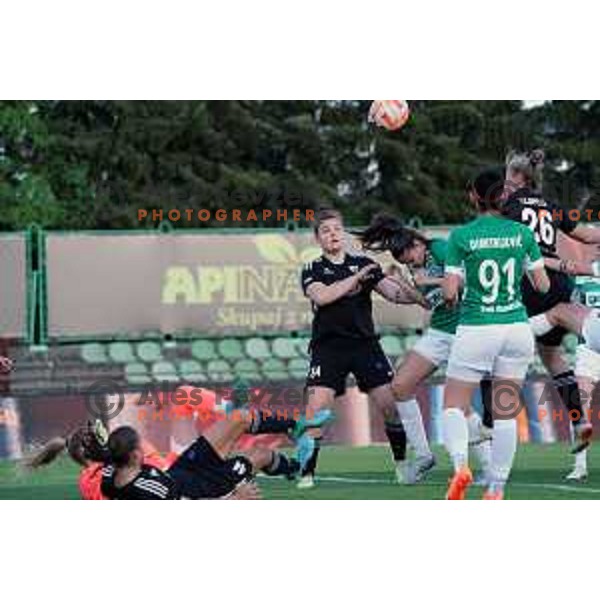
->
<box><xmin>368</xmin><ymin>100</ymin><xmax>410</xmax><ymax>131</ymax></box>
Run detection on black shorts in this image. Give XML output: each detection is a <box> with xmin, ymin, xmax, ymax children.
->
<box><xmin>167</xmin><ymin>437</ymin><xmax>253</xmax><ymax>499</ymax></box>
<box><xmin>306</xmin><ymin>338</ymin><xmax>394</xmax><ymax>397</ymax></box>
<box><xmin>522</xmin><ymin>269</ymin><xmax>575</xmax><ymax>346</ymax></box>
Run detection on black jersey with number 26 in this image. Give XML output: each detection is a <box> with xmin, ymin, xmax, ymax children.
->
<box><xmin>501</xmin><ymin>187</ymin><xmax>578</xmax><ymax>259</ymax></box>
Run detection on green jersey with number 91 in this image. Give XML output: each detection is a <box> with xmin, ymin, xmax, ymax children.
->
<box><xmin>445</xmin><ymin>214</ymin><xmax>544</xmax><ymax>326</ymax></box>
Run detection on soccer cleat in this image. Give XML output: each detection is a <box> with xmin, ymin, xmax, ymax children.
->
<box><xmin>395</xmin><ymin>461</ymin><xmax>406</xmax><ymax>484</ymax></box>
<box><xmin>402</xmin><ymin>454</ymin><xmax>437</xmax><ymax>485</ymax></box>
<box><xmin>482</xmin><ymin>490</ymin><xmax>504</xmax><ymax>500</ymax></box>
<box><xmin>565</xmin><ymin>468</ymin><xmax>588</xmax><ymax>483</ymax></box>
<box><xmin>296</xmin><ymin>474</ymin><xmax>315</xmax><ymax>489</ymax></box>
<box><xmin>571</xmin><ymin>422</ymin><xmax>593</xmax><ymax>454</ymax></box>
<box><xmin>286</xmin><ymin>458</ymin><xmax>301</xmax><ymax>481</ymax></box>
<box><xmin>295</xmin><ymin>433</ymin><xmax>316</xmax><ymax>472</ymax></box>
<box><xmin>291</xmin><ymin>409</ymin><xmax>334</xmax><ymax>440</ymax></box>
<box><xmin>445</xmin><ymin>466</ymin><xmax>473</xmax><ymax>500</ymax></box>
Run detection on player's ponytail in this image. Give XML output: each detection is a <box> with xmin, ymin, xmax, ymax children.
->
<box><xmin>25</xmin><ymin>424</ymin><xmax>109</xmax><ymax>469</ymax></box>
<box><xmin>506</xmin><ymin>148</ymin><xmax>544</xmax><ymax>191</ymax></box>
<box><xmin>24</xmin><ymin>437</ymin><xmax>68</xmax><ymax>468</ymax></box>
<box><xmin>357</xmin><ymin>213</ymin><xmax>429</xmax><ymax>261</ymax></box>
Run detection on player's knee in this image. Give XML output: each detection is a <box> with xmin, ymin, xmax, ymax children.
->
<box><xmin>246</xmin><ymin>447</ymin><xmax>272</xmax><ymax>471</ymax></box>
<box><xmin>391</xmin><ymin>375</ymin><xmax>414</xmax><ymax>401</ymax></box>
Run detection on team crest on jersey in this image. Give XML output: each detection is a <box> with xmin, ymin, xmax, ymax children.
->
<box><xmin>309</xmin><ymin>365</ymin><xmax>321</xmax><ymax>378</ymax></box>
<box><xmin>349</xmin><ymin>265</ymin><xmax>359</xmax><ymax>273</ymax></box>
<box><xmin>323</xmin><ymin>268</ymin><xmax>334</xmax><ymax>275</ymax></box>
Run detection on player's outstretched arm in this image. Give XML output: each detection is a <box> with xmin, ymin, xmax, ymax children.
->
<box><xmin>544</xmin><ymin>257</ymin><xmax>600</xmax><ymax>277</ymax></box>
<box><xmin>442</xmin><ymin>272</ymin><xmax>462</xmax><ymax>307</ymax></box>
<box><xmin>569</xmin><ymin>224</ymin><xmax>600</xmax><ymax>248</ymax></box>
<box><xmin>375</xmin><ymin>276</ymin><xmax>428</xmax><ymax>308</ymax></box>
<box><xmin>305</xmin><ymin>264</ymin><xmax>376</xmax><ymax>306</ymax></box>
<box><xmin>527</xmin><ymin>265</ymin><xmax>550</xmax><ymax>294</ymax></box>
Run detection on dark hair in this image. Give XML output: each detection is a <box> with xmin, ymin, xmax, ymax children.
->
<box><xmin>107</xmin><ymin>426</ymin><xmax>141</xmax><ymax>467</ymax></box>
<box><xmin>357</xmin><ymin>213</ymin><xmax>429</xmax><ymax>262</ymax></box>
<box><xmin>467</xmin><ymin>168</ymin><xmax>506</xmax><ymax>211</ymax></box>
<box><xmin>314</xmin><ymin>208</ymin><xmax>343</xmax><ymax>234</ymax></box>
<box><xmin>26</xmin><ymin>423</ymin><xmax>109</xmax><ymax>469</ymax></box>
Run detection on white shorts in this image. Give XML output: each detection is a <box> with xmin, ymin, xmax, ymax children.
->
<box><xmin>446</xmin><ymin>323</ymin><xmax>534</xmax><ymax>383</ymax></box>
<box><xmin>412</xmin><ymin>329</ymin><xmax>454</xmax><ymax>367</ymax></box>
<box><xmin>575</xmin><ymin>344</ymin><xmax>600</xmax><ymax>381</ymax></box>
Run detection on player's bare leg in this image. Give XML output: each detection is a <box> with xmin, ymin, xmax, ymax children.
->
<box><xmin>201</xmin><ymin>410</ymin><xmax>303</xmax><ymax>482</ymax></box>
<box><xmin>443</xmin><ymin>378</ymin><xmax>478</xmax><ymax>499</ymax></box>
<box><xmin>368</xmin><ymin>383</ymin><xmax>411</xmax><ymax>482</ymax></box>
<box><xmin>392</xmin><ymin>351</ymin><xmax>436</xmax><ymax>482</ymax></box>
<box><xmin>566</xmin><ymin>376</ymin><xmax>594</xmax><ymax>482</ymax></box>
<box><xmin>530</xmin><ymin>304</ymin><xmax>594</xmax><ymax>451</ymax></box>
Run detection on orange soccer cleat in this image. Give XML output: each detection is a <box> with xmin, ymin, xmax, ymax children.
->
<box><xmin>482</xmin><ymin>490</ymin><xmax>504</xmax><ymax>500</ymax></box>
<box><xmin>445</xmin><ymin>466</ymin><xmax>473</xmax><ymax>500</ymax></box>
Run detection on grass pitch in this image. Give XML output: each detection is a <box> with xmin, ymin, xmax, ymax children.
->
<box><xmin>0</xmin><ymin>444</ymin><xmax>598</xmax><ymax>500</ymax></box>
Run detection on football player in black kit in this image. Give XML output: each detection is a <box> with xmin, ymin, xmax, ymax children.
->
<box><xmin>501</xmin><ymin>149</ymin><xmax>600</xmax><ymax>478</ymax></box>
<box><xmin>297</xmin><ymin>208</ymin><xmax>430</xmax><ymax>489</ymax></box>
<box><xmin>101</xmin><ymin>406</ymin><xmax>330</xmax><ymax>499</ymax></box>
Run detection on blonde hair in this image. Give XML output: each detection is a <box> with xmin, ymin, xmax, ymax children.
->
<box><xmin>506</xmin><ymin>148</ymin><xmax>545</xmax><ymax>191</ymax></box>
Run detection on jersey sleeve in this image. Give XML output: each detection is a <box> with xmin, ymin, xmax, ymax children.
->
<box><xmin>523</xmin><ymin>226</ymin><xmax>544</xmax><ymax>271</ymax></box>
<box><xmin>429</xmin><ymin>239</ymin><xmax>448</xmax><ymax>265</ymax></box>
<box><xmin>79</xmin><ymin>464</ymin><xmax>105</xmax><ymax>500</ymax></box>
<box><xmin>444</xmin><ymin>230</ymin><xmax>465</xmax><ymax>277</ymax></box>
<box><xmin>301</xmin><ymin>261</ymin><xmax>320</xmax><ymax>295</ymax></box>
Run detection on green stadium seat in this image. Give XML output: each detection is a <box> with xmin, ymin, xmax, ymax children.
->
<box><xmin>136</xmin><ymin>341</ymin><xmax>163</xmax><ymax>363</ymax></box>
<box><xmin>109</xmin><ymin>341</ymin><xmax>136</xmax><ymax>363</ymax></box>
<box><xmin>297</xmin><ymin>337</ymin><xmax>311</xmax><ymax>357</ymax></box>
<box><xmin>125</xmin><ymin>362</ymin><xmax>152</xmax><ymax>385</ymax></box>
<box><xmin>272</xmin><ymin>337</ymin><xmax>299</xmax><ymax>359</ymax></box>
<box><xmin>245</xmin><ymin>337</ymin><xmax>271</xmax><ymax>360</ymax></box>
<box><xmin>381</xmin><ymin>335</ymin><xmax>403</xmax><ymax>358</ymax></box>
<box><xmin>152</xmin><ymin>361</ymin><xmax>179</xmax><ymax>383</ymax></box>
<box><xmin>179</xmin><ymin>359</ymin><xmax>207</xmax><ymax>383</ymax></box>
<box><xmin>233</xmin><ymin>359</ymin><xmax>261</xmax><ymax>382</ymax></box>
<box><xmin>261</xmin><ymin>357</ymin><xmax>287</xmax><ymax>381</ymax></box>
<box><xmin>401</xmin><ymin>334</ymin><xmax>419</xmax><ymax>352</ymax></box>
<box><xmin>207</xmin><ymin>359</ymin><xmax>233</xmax><ymax>382</ymax></box>
<box><xmin>288</xmin><ymin>357</ymin><xmax>309</xmax><ymax>380</ymax></box>
<box><xmin>191</xmin><ymin>339</ymin><xmax>217</xmax><ymax>361</ymax></box>
<box><xmin>218</xmin><ymin>338</ymin><xmax>245</xmax><ymax>360</ymax></box>
<box><xmin>81</xmin><ymin>343</ymin><xmax>108</xmax><ymax>364</ymax></box>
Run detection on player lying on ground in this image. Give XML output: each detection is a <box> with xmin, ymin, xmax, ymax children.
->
<box><xmin>530</xmin><ymin>302</ymin><xmax>600</xmax><ymax>479</ymax></box>
<box><xmin>298</xmin><ymin>208</ymin><xmax>430</xmax><ymax>488</ymax></box>
<box><xmin>358</xmin><ymin>214</ymin><xmax>493</xmax><ymax>483</ymax></box>
<box><xmin>25</xmin><ymin>420</ymin><xmax>168</xmax><ymax>499</ymax></box>
<box><xmin>442</xmin><ymin>167</ymin><xmax>550</xmax><ymax>500</ymax></box>
<box><xmin>502</xmin><ymin>149</ymin><xmax>598</xmax><ymax>468</ymax></box>
<box><xmin>101</xmin><ymin>407</ymin><xmax>329</xmax><ymax>500</ymax></box>
<box><xmin>27</xmin><ymin>409</ymin><xmax>330</xmax><ymax>499</ymax></box>
<box><xmin>0</xmin><ymin>356</ymin><xmax>13</xmax><ymax>374</ymax></box>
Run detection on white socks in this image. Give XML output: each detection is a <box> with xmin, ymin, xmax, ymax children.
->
<box><xmin>467</xmin><ymin>411</ymin><xmax>492</xmax><ymax>477</ymax></box>
<box><xmin>396</xmin><ymin>399</ymin><xmax>431</xmax><ymax>459</ymax></box>
<box><xmin>443</xmin><ymin>408</ymin><xmax>469</xmax><ymax>472</ymax></box>
<box><xmin>489</xmin><ymin>419</ymin><xmax>517</xmax><ymax>490</ymax></box>
<box><xmin>582</xmin><ymin>311</ymin><xmax>600</xmax><ymax>353</ymax></box>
